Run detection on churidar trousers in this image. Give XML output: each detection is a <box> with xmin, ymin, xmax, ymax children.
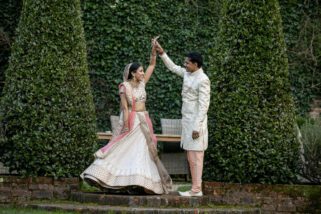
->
<box><xmin>187</xmin><ymin>151</ymin><xmax>204</xmax><ymax>193</ymax></box>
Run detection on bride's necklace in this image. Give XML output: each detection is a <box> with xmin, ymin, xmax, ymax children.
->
<box><xmin>129</xmin><ymin>80</ymin><xmax>139</xmax><ymax>88</ymax></box>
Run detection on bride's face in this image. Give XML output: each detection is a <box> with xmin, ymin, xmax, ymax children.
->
<box><xmin>132</xmin><ymin>66</ymin><xmax>144</xmax><ymax>81</ymax></box>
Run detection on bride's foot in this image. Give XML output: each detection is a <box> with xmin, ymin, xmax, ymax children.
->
<box><xmin>126</xmin><ymin>186</ymin><xmax>146</xmax><ymax>195</ymax></box>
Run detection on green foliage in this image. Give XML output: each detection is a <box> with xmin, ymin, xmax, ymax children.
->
<box><xmin>0</xmin><ymin>0</ymin><xmax>22</xmax><ymax>96</ymax></box>
<box><xmin>2</xmin><ymin>1</ymin><xmax>320</xmax><ymax>117</ymax></box>
<box><xmin>81</xmin><ymin>0</ymin><xmax>219</xmax><ymax>132</ymax></box>
<box><xmin>0</xmin><ymin>0</ymin><xmax>97</xmax><ymax>177</ymax></box>
<box><xmin>80</xmin><ymin>180</ymin><xmax>100</xmax><ymax>192</ymax></box>
<box><xmin>299</xmin><ymin>119</ymin><xmax>321</xmax><ymax>184</ymax></box>
<box><xmin>0</xmin><ymin>207</ymin><xmax>75</xmax><ymax>214</ymax></box>
<box><xmin>280</xmin><ymin>1</ymin><xmax>321</xmax><ymax>114</ymax></box>
<box><xmin>0</xmin><ymin>0</ymin><xmax>318</xmax><ymax>182</ymax></box>
<box><xmin>204</xmin><ymin>0</ymin><xmax>300</xmax><ymax>183</ymax></box>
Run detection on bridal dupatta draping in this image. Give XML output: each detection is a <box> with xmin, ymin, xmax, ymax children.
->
<box><xmin>81</xmin><ymin>64</ymin><xmax>172</xmax><ymax>194</ymax></box>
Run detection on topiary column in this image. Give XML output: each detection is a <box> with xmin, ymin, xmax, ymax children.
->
<box><xmin>205</xmin><ymin>0</ymin><xmax>300</xmax><ymax>183</ymax></box>
<box><xmin>0</xmin><ymin>0</ymin><xmax>97</xmax><ymax>177</ymax></box>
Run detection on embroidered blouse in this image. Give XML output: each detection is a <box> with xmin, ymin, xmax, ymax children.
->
<box><xmin>119</xmin><ymin>81</ymin><xmax>146</xmax><ymax>108</ymax></box>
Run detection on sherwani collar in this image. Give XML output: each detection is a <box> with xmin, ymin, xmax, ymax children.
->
<box><xmin>188</xmin><ymin>68</ymin><xmax>203</xmax><ymax>76</ymax></box>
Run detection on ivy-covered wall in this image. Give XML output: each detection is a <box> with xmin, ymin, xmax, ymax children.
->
<box><xmin>81</xmin><ymin>0</ymin><xmax>220</xmax><ymax>131</ymax></box>
<box><xmin>280</xmin><ymin>0</ymin><xmax>321</xmax><ymax>114</ymax></box>
<box><xmin>0</xmin><ymin>0</ymin><xmax>22</xmax><ymax>95</ymax></box>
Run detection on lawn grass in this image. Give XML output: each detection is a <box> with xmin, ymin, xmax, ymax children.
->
<box><xmin>79</xmin><ymin>180</ymin><xmax>100</xmax><ymax>192</ymax></box>
<box><xmin>0</xmin><ymin>206</ymin><xmax>75</xmax><ymax>214</ymax></box>
<box><xmin>176</xmin><ymin>185</ymin><xmax>191</xmax><ymax>192</ymax></box>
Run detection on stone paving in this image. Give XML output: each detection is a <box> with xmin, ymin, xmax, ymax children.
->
<box><xmin>26</xmin><ymin>193</ymin><xmax>261</xmax><ymax>214</ymax></box>
<box><xmin>26</xmin><ymin>203</ymin><xmax>261</xmax><ymax>214</ymax></box>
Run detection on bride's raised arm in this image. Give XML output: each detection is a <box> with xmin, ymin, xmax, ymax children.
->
<box><xmin>144</xmin><ymin>38</ymin><xmax>158</xmax><ymax>84</ymax></box>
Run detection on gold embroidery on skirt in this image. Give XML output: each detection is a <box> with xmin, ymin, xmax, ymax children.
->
<box><xmin>137</xmin><ymin>113</ymin><xmax>172</xmax><ymax>194</ymax></box>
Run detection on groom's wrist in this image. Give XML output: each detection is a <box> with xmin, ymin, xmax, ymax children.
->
<box><xmin>158</xmin><ymin>50</ymin><xmax>165</xmax><ymax>56</ymax></box>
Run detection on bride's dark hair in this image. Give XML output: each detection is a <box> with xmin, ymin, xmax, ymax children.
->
<box><xmin>127</xmin><ymin>62</ymin><xmax>141</xmax><ymax>80</ymax></box>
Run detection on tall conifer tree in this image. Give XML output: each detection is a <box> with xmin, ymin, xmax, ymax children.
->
<box><xmin>205</xmin><ymin>0</ymin><xmax>299</xmax><ymax>183</ymax></box>
<box><xmin>0</xmin><ymin>0</ymin><xmax>97</xmax><ymax>176</ymax></box>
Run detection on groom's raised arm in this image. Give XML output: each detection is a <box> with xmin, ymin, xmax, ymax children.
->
<box><xmin>159</xmin><ymin>53</ymin><xmax>185</xmax><ymax>78</ymax></box>
<box><xmin>155</xmin><ymin>41</ymin><xmax>185</xmax><ymax>77</ymax></box>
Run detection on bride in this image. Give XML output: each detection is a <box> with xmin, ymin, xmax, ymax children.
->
<box><xmin>81</xmin><ymin>38</ymin><xmax>172</xmax><ymax>194</ymax></box>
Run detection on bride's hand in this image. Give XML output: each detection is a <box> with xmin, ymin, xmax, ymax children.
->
<box><xmin>151</xmin><ymin>43</ymin><xmax>157</xmax><ymax>56</ymax></box>
<box><xmin>151</xmin><ymin>35</ymin><xmax>160</xmax><ymax>46</ymax></box>
<box><xmin>121</xmin><ymin>126</ymin><xmax>129</xmax><ymax>133</ymax></box>
<box><xmin>151</xmin><ymin>37</ymin><xmax>158</xmax><ymax>56</ymax></box>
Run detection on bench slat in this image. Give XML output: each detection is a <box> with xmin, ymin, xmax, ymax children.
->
<box><xmin>97</xmin><ymin>132</ymin><xmax>181</xmax><ymax>142</ymax></box>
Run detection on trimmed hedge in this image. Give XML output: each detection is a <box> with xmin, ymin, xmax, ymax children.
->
<box><xmin>204</xmin><ymin>1</ymin><xmax>300</xmax><ymax>183</ymax></box>
<box><xmin>0</xmin><ymin>0</ymin><xmax>97</xmax><ymax>177</ymax></box>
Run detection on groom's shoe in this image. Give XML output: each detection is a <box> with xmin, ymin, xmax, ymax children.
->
<box><xmin>178</xmin><ymin>190</ymin><xmax>203</xmax><ymax>197</ymax></box>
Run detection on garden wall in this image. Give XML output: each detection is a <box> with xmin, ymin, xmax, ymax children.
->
<box><xmin>204</xmin><ymin>181</ymin><xmax>321</xmax><ymax>213</ymax></box>
<box><xmin>0</xmin><ymin>176</ymin><xmax>79</xmax><ymax>203</ymax></box>
<box><xmin>1</xmin><ymin>176</ymin><xmax>320</xmax><ymax>214</ymax></box>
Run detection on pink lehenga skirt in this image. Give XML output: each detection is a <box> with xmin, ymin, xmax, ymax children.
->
<box><xmin>80</xmin><ymin>111</ymin><xmax>172</xmax><ymax>194</ymax></box>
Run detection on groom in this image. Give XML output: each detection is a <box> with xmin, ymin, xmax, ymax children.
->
<box><xmin>155</xmin><ymin>41</ymin><xmax>210</xmax><ymax>197</ymax></box>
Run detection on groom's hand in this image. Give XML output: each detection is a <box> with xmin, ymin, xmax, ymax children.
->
<box><xmin>154</xmin><ymin>41</ymin><xmax>164</xmax><ymax>55</ymax></box>
<box><xmin>192</xmin><ymin>131</ymin><xmax>199</xmax><ymax>139</ymax></box>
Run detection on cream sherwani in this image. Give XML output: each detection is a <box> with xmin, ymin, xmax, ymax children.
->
<box><xmin>160</xmin><ymin>53</ymin><xmax>210</xmax><ymax>151</ymax></box>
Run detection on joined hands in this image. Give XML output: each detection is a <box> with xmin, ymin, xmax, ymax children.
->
<box><xmin>151</xmin><ymin>36</ymin><xmax>164</xmax><ymax>55</ymax></box>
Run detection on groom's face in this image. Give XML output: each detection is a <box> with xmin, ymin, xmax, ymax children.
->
<box><xmin>184</xmin><ymin>58</ymin><xmax>198</xmax><ymax>73</ymax></box>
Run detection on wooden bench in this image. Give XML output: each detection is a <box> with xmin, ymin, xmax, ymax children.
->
<box><xmin>97</xmin><ymin>132</ymin><xmax>189</xmax><ymax>180</ymax></box>
<box><xmin>97</xmin><ymin>132</ymin><xmax>181</xmax><ymax>142</ymax></box>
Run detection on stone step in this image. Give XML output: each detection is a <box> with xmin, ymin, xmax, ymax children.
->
<box><xmin>26</xmin><ymin>203</ymin><xmax>261</xmax><ymax>214</ymax></box>
<box><xmin>71</xmin><ymin>191</ymin><xmax>213</xmax><ymax>207</ymax></box>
